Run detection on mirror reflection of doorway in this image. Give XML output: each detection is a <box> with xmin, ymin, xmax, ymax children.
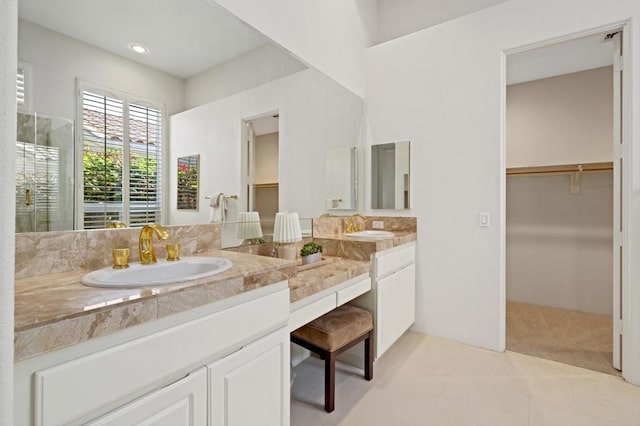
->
<box><xmin>243</xmin><ymin>113</ymin><xmax>279</xmax><ymax>236</ymax></box>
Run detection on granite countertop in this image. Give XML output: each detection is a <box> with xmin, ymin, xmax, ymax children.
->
<box><xmin>288</xmin><ymin>256</ymin><xmax>371</xmax><ymax>303</ymax></box>
<box><xmin>287</xmin><ymin>230</ymin><xmax>416</xmax><ymax>303</ymax></box>
<box><xmin>316</xmin><ymin>231</ymin><xmax>416</xmax><ymax>247</ymax></box>
<box><xmin>14</xmin><ymin>250</ymin><xmax>295</xmax><ymax>362</ymax></box>
<box><xmin>312</xmin><ymin>231</ymin><xmax>417</xmax><ymax>261</ymax></box>
<box><xmin>14</xmin><ymin>230</ymin><xmax>416</xmax><ymax>362</ymax></box>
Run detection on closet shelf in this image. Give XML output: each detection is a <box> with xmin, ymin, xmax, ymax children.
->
<box><xmin>254</xmin><ymin>182</ymin><xmax>279</xmax><ymax>189</ymax></box>
<box><xmin>506</xmin><ymin>162</ymin><xmax>613</xmax><ymax>176</ymax></box>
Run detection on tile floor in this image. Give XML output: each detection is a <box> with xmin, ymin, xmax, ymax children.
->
<box><xmin>506</xmin><ymin>301</ymin><xmax>619</xmax><ymax>376</ymax></box>
<box><xmin>291</xmin><ymin>332</ymin><xmax>640</xmax><ymax>426</ymax></box>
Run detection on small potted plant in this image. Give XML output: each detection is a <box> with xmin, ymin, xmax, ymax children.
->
<box><xmin>300</xmin><ymin>242</ymin><xmax>323</xmax><ymax>265</ymax></box>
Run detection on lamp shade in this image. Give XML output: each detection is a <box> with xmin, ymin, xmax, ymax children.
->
<box><xmin>236</xmin><ymin>211</ymin><xmax>263</xmax><ymax>239</ymax></box>
<box><xmin>273</xmin><ymin>212</ymin><xmax>302</xmax><ymax>243</ymax></box>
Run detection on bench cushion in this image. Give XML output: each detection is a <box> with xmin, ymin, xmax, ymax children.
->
<box><xmin>292</xmin><ymin>305</ymin><xmax>373</xmax><ymax>351</ymax></box>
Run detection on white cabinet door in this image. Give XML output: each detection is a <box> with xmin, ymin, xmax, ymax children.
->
<box><xmin>377</xmin><ymin>264</ymin><xmax>416</xmax><ymax>356</ymax></box>
<box><xmin>87</xmin><ymin>367</ymin><xmax>207</xmax><ymax>426</ymax></box>
<box><xmin>208</xmin><ymin>328</ymin><xmax>290</xmax><ymax>426</ymax></box>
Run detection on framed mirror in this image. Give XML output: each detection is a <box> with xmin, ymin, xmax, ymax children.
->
<box><xmin>371</xmin><ymin>141</ymin><xmax>410</xmax><ymax>209</ymax></box>
<box><xmin>324</xmin><ymin>147</ymin><xmax>357</xmax><ymax>210</ymax></box>
<box><xmin>177</xmin><ymin>154</ymin><xmax>199</xmax><ymax>210</ymax></box>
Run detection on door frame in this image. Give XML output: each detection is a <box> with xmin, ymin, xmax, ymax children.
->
<box><xmin>612</xmin><ymin>31</ymin><xmax>623</xmax><ymax>370</ymax></box>
<box><xmin>240</xmin><ymin>110</ymin><xmax>280</xmax><ymax>213</ymax></box>
<box><xmin>501</xmin><ymin>21</ymin><xmax>636</xmax><ymax>381</ymax></box>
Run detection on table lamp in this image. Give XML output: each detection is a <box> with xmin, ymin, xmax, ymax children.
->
<box><xmin>236</xmin><ymin>211</ymin><xmax>263</xmax><ymax>245</ymax></box>
<box><xmin>273</xmin><ymin>212</ymin><xmax>302</xmax><ymax>260</ymax></box>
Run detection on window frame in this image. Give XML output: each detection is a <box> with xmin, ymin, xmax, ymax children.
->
<box><xmin>75</xmin><ymin>80</ymin><xmax>166</xmax><ymax>229</ymax></box>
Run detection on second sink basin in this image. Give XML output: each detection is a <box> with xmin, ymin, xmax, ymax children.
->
<box><xmin>81</xmin><ymin>256</ymin><xmax>233</xmax><ymax>288</ymax></box>
<box><xmin>345</xmin><ymin>230</ymin><xmax>395</xmax><ymax>238</ymax></box>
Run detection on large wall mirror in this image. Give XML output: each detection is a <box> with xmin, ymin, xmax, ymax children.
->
<box><xmin>371</xmin><ymin>141</ymin><xmax>411</xmax><ymax>210</ymax></box>
<box><xmin>16</xmin><ymin>0</ymin><xmax>364</xmax><ymax>233</ymax></box>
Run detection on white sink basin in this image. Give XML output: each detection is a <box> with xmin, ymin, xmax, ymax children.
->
<box><xmin>81</xmin><ymin>257</ymin><xmax>233</xmax><ymax>288</ymax></box>
<box><xmin>345</xmin><ymin>230</ymin><xmax>395</xmax><ymax>238</ymax></box>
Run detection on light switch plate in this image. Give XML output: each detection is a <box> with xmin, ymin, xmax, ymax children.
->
<box><xmin>479</xmin><ymin>212</ymin><xmax>490</xmax><ymax>228</ymax></box>
<box><xmin>372</xmin><ymin>221</ymin><xmax>384</xmax><ymax>229</ymax></box>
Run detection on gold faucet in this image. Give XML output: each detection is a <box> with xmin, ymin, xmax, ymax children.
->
<box><xmin>139</xmin><ymin>224</ymin><xmax>169</xmax><ymax>265</ymax></box>
<box><xmin>107</xmin><ymin>220</ymin><xmax>127</xmax><ymax>228</ymax></box>
<box><xmin>345</xmin><ymin>214</ymin><xmax>367</xmax><ymax>233</ymax></box>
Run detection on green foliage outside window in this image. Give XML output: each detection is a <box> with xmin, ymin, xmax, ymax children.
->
<box><xmin>83</xmin><ymin>147</ymin><xmax>157</xmax><ymax>202</ymax></box>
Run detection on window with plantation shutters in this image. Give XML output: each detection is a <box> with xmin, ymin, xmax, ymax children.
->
<box><xmin>128</xmin><ymin>102</ymin><xmax>162</xmax><ymax>226</ymax></box>
<box><xmin>17</xmin><ymin>68</ymin><xmax>25</xmax><ymax>106</ymax></box>
<box><xmin>17</xmin><ymin>62</ymin><xmax>31</xmax><ymax>109</ymax></box>
<box><xmin>81</xmin><ymin>84</ymin><xmax>163</xmax><ymax>229</ymax></box>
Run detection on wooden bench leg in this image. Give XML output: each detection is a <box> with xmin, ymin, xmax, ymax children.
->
<box><xmin>364</xmin><ymin>331</ymin><xmax>373</xmax><ymax>381</ymax></box>
<box><xmin>325</xmin><ymin>352</ymin><xmax>336</xmax><ymax>412</ymax></box>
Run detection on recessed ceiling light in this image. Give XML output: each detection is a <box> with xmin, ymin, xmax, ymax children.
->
<box><xmin>129</xmin><ymin>44</ymin><xmax>148</xmax><ymax>54</ymax></box>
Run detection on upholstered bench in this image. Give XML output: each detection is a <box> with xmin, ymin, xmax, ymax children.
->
<box><xmin>291</xmin><ymin>304</ymin><xmax>374</xmax><ymax>412</ymax></box>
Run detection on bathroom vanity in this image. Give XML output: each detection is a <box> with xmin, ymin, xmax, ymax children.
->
<box><xmin>309</xmin><ymin>215</ymin><xmax>417</xmax><ymax>363</ymax></box>
<box><xmin>14</xmin><ymin>268</ymin><xmax>293</xmax><ymax>425</ymax></box>
<box><xmin>22</xmin><ymin>284</ymin><xmax>290</xmax><ymax>426</ymax></box>
<box><xmin>13</xmin><ymin>219</ymin><xmax>416</xmax><ymax>426</ymax></box>
<box><xmin>13</xmin><ymin>224</ymin><xmax>295</xmax><ymax>426</ymax></box>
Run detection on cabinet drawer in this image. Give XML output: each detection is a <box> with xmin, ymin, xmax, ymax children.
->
<box><xmin>87</xmin><ymin>367</ymin><xmax>207</xmax><ymax>426</ymax></box>
<box><xmin>34</xmin><ymin>286</ymin><xmax>289</xmax><ymax>426</ymax></box>
<box><xmin>289</xmin><ymin>294</ymin><xmax>336</xmax><ymax>331</ymax></box>
<box><xmin>375</xmin><ymin>242</ymin><xmax>415</xmax><ymax>278</ymax></box>
<box><xmin>337</xmin><ymin>277</ymin><xmax>371</xmax><ymax>306</ymax></box>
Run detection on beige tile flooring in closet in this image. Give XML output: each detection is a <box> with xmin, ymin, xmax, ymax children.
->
<box><xmin>291</xmin><ymin>331</ymin><xmax>640</xmax><ymax>426</ymax></box>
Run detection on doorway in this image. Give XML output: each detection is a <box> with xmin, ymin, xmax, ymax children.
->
<box><xmin>504</xmin><ymin>29</ymin><xmax>621</xmax><ymax>375</ymax></box>
<box><xmin>242</xmin><ymin>112</ymin><xmax>280</xmax><ymax>236</ymax></box>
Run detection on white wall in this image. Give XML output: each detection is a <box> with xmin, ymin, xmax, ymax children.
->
<box><xmin>376</xmin><ymin>0</ymin><xmax>508</xmax><ymax>44</ymax></box>
<box><xmin>211</xmin><ymin>0</ymin><xmax>377</xmax><ymax>97</ymax></box>
<box><xmin>506</xmin><ymin>66</ymin><xmax>613</xmax><ymax>316</ymax></box>
<box><xmin>254</xmin><ymin>132</ymin><xmax>279</xmax><ymax>184</ymax></box>
<box><xmin>364</xmin><ymin>0</ymin><xmax>640</xmax><ymax>386</ymax></box>
<box><xmin>18</xmin><ymin>20</ymin><xmax>185</xmax><ymax>119</ymax></box>
<box><xmin>185</xmin><ymin>43</ymin><xmax>307</xmax><ymax>110</ymax></box>
<box><xmin>0</xmin><ymin>1</ymin><xmax>17</xmax><ymax>423</ymax></box>
<box><xmin>507</xmin><ymin>67</ymin><xmax>613</xmax><ymax>167</ymax></box>
<box><xmin>169</xmin><ymin>68</ymin><xmax>364</xmax><ymax>225</ymax></box>
<box><xmin>507</xmin><ymin>172</ymin><xmax>613</xmax><ymax>315</ymax></box>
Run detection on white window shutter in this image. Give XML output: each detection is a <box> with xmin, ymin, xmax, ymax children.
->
<box><xmin>80</xmin><ymin>86</ymin><xmax>164</xmax><ymax>230</ymax></box>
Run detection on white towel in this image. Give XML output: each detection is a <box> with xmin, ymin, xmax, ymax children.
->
<box><xmin>211</xmin><ymin>192</ymin><xmax>223</xmax><ymax>208</ymax></box>
<box><xmin>209</xmin><ymin>193</ymin><xmax>228</xmax><ymax>223</ymax></box>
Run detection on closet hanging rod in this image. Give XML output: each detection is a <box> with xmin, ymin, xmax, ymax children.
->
<box><xmin>204</xmin><ymin>194</ymin><xmax>238</xmax><ymax>200</ymax></box>
<box><xmin>506</xmin><ymin>163</ymin><xmax>613</xmax><ymax>176</ymax></box>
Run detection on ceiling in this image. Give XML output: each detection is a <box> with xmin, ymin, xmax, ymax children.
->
<box><xmin>18</xmin><ymin>0</ymin><xmax>268</xmax><ymax>79</ymax></box>
<box><xmin>18</xmin><ymin>0</ymin><xmax>617</xmax><ymax>87</ymax></box>
<box><xmin>507</xmin><ymin>31</ymin><xmax>616</xmax><ymax>85</ymax></box>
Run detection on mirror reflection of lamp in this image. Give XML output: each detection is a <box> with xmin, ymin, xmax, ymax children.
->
<box><xmin>236</xmin><ymin>211</ymin><xmax>264</xmax><ymax>245</ymax></box>
<box><xmin>272</xmin><ymin>212</ymin><xmax>302</xmax><ymax>260</ymax></box>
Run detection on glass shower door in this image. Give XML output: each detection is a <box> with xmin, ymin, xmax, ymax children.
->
<box><xmin>16</xmin><ymin>112</ymin><xmax>74</xmax><ymax>233</ymax></box>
